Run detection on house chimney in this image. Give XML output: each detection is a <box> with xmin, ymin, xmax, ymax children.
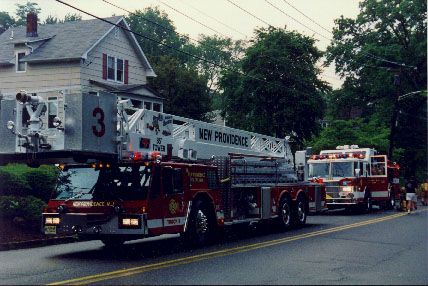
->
<box><xmin>26</xmin><ymin>13</ymin><xmax>38</xmax><ymax>37</ymax></box>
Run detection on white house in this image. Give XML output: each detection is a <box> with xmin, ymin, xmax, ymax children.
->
<box><xmin>0</xmin><ymin>13</ymin><xmax>163</xmax><ymax>128</ymax></box>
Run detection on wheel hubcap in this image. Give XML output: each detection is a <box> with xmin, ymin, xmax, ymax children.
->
<box><xmin>281</xmin><ymin>203</ymin><xmax>290</xmax><ymax>226</ymax></box>
<box><xmin>196</xmin><ymin>210</ymin><xmax>208</xmax><ymax>234</ymax></box>
<box><xmin>297</xmin><ymin>202</ymin><xmax>306</xmax><ymax>222</ymax></box>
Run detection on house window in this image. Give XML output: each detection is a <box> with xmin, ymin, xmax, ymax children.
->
<box><xmin>47</xmin><ymin>97</ymin><xmax>58</xmax><ymax>128</ymax></box>
<box><xmin>114</xmin><ymin>26</ymin><xmax>120</xmax><ymax>39</ymax></box>
<box><xmin>16</xmin><ymin>52</ymin><xmax>26</xmax><ymax>72</ymax></box>
<box><xmin>107</xmin><ymin>55</ymin><xmax>124</xmax><ymax>83</ymax></box>
<box><xmin>117</xmin><ymin>58</ymin><xmax>124</xmax><ymax>82</ymax></box>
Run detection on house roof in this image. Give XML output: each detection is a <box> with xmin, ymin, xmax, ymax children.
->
<box><xmin>89</xmin><ymin>79</ymin><xmax>164</xmax><ymax>100</ymax></box>
<box><xmin>0</xmin><ymin>16</ymin><xmax>155</xmax><ymax>76</ymax></box>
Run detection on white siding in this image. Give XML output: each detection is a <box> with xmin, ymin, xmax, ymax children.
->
<box><xmin>0</xmin><ymin>61</ymin><xmax>81</xmax><ymax>95</ymax></box>
<box><xmin>82</xmin><ymin>25</ymin><xmax>147</xmax><ymax>87</ymax></box>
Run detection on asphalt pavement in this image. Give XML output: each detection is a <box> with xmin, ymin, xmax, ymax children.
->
<box><xmin>0</xmin><ymin>206</ymin><xmax>427</xmax><ymax>285</ymax></box>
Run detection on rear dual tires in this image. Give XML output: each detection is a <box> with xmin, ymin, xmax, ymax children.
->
<box><xmin>277</xmin><ymin>196</ymin><xmax>308</xmax><ymax>230</ymax></box>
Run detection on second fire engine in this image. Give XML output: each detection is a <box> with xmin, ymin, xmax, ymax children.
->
<box><xmin>303</xmin><ymin>145</ymin><xmax>399</xmax><ymax>211</ymax></box>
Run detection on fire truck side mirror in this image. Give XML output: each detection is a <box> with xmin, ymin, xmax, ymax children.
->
<box><xmin>355</xmin><ymin>169</ymin><xmax>361</xmax><ymax>178</ymax></box>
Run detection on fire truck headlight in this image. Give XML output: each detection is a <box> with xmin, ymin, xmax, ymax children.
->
<box><xmin>342</xmin><ymin>186</ymin><xmax>353</xmax><ymax>192</ymax></box>
<box><xmin>130</xmin><ymin>219</ymin><xmax>139</xmax><ymax>226</ymax></box>
<box><xmin>45</xmin><ymin>217</ymin><xmax>60</xmax><ymax>225</ymax></box>
<box><xmin>122</xmin><ymin>218</ymin><xmax>131</xmax><ymax>226</ymax></box>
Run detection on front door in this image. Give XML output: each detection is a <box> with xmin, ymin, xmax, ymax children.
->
<box><xmin>161</xmin><ymin>166</ymin><xmax>188</xmax><ymax>234</ymax></box>
<box><xmin>369</xmin><ymin>155</ymin><xmax>388</xmax><ymax>200</ymax></box>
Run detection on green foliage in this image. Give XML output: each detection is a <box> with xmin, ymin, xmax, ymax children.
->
<box><xmin>219</xmin><ymin>26</ymin><xmax>330</xmax><ymax>145</ymax></box>
<box><xmin>126</xmin><ymin>7</ymin><xmax>189</xmax><ymax>66</ymax></box>
<box><xmin>0</xmin><ymin>164</ymin><xmax>58</xmax><ymax>202</ymax></box>
<box><xmin>0</xmin><ymin>196</ymin><xmax>46</xmax><ymax>229</ymax></box>
<box><xmin>44</xmin><ymin>13</ymin><xmax>82</xmax><ymax>24</ymax></box>
<box><xmin>0</xmin><ymin>11</ymin><xmax>15</xmax><ymax>35</ymax></box>
<box><xmin>307</xmin><ymin>118</ymin><xmax>390</xmax><ymax>154</ymax></box>
<box><xmin>149</xmin><ymin>56</ymin><xmax>213</xmax><ymax>121</ymax></box>
<box><xmin>15</xmin><ymin>2</ymin><xmax>41</xmax><ymax>26</ymax></box>
<box><xmin>324</xmin><ymin>0</ymin><xmax>427</xmax><ymax>182</ymax></box>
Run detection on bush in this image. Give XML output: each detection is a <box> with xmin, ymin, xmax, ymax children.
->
<box><xmin>24</xmin><ymin>167</ymin><xmax>58</xmax><ymax>202</ymax></box>
<box><xmin>0</xmin><ymin>169</ymin><xmax>31</xmax><ymax>197</ymax></box>
<box><xmin>0</xmin><ymin>164</ymin><xmax>58</xmax><ymax>202</ymax></box>
<box><xmin>0</xmin><ymin>196</ymin><xmax>47</xmax><ymax>229</ymax></box>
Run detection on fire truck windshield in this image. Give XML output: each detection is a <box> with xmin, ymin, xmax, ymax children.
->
<box><xmin>309</xmin><ymin>161</ymin><xmax>354</xmax><ymax>178</ymax></box>
<box><xmin>309</xmin><ymin>162</ymin><xmax>329</xmax><ymax>178</ymax></box>
<box><xmin>51</xmin><ymin>164</ymin><xmax>152</xmax><ymax>201</ymax></box>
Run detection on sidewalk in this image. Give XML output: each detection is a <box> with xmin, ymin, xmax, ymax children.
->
<box><xmin>0</xmin><ymin>235</ymin><xmax>78</xmax><ymax>251</ymax></box>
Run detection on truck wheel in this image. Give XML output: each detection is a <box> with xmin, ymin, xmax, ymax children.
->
<box><xmin>363</xmin><ymin>192</ymin><xmax>372</xmax><ymax>213</ymax></box>
<box><xmin>101</xmin><ymin>238</ymin><xmax>125</xmax><ymax>248</ymax></box>
<box><xmin>278</xmin><ymin>196</ymin><xmax>292</xmax><ymax>230</ymax></box>
<box><xmin>186</xmin><ymin>200</ymin><xmax>213</xmax><ymax>245</ymax></box>
<box><xmin>388</xmin><ymin>189</ymin><xmax>395</xmax><ymax>210</ymax></box>
<box><xmin>293</xmin><ymin>196</ymin><xmax>307</xmax><ymax>227</ymax></box>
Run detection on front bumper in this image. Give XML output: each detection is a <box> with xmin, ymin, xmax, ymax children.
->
<box><xmin>42</xmin><ymin>213</ymin><xmax>148</xmax><ymax>236</ymax></box>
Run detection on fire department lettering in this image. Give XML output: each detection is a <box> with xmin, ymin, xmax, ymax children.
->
<box><xmin>199</xmin><ymin>128</ymin><xmax>249</xmax><ymax>147</ymax></box>
<box><xmin>72</xmin><ymin>201</ymin><xmax>114</xmax><ymax>207</ymax></box>
<box><xmin>164</xmin><ymin>217</ymin><xmax>185</xmax><ymax>226</ymax></box>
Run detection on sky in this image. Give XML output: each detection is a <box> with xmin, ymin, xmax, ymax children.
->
<box><xmin>1</xmin><ymin>0</ymin><xmax>363</xmax><ymax>88</ymax></box>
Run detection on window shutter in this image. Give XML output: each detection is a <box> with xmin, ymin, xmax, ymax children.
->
<box><xmin>102</xmin><ymin>53</ymin><xmax>107</xmax><ymax>80</ymax></box>
<box><xmin>124</xmin><ymin>60</ymin><xmax>129</xmax><ymax>84</ymax></box>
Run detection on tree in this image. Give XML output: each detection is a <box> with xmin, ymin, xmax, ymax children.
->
<box><xmin>126</xmin><ymin>7</ymin><xmax>189</xmax><ymax>66</ymax></box>
<box><xmin>0</xmin><ymin>12</ymin><xmax>15</xmax><ymax>35</ymax></box>
<box><xmin>15</xmin><ymin>2</ymin><xmax>41</xmax><ymax>26</ymax></box>
<box><xmin>149</xmin><ymin>56</ymin><xmax>213</xmax><ymax>121</ymax></box>
<box><xmin>219</xmin><ymin>27</ymin><xmax>330</xmax><ymax>146</ymax></box>
<box><xmin>44</xmin><ymin>13</ymin><xmax>82</xmax><ymax>24</ymax></box>
<box><xmin>325</xmin><ymin>0</ymin><xmax>427</xmax><ymax>180</ymax></box>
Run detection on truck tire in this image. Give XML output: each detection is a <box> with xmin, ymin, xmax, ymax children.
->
<box><xmin>185</xmin><ymin>200</ymin><xmax>213</xmax><ymax>246</ymax></box>
<box><xmin>387</xmin><ymin>188</ymin><xmax>395</xmax><ymax>210</ymax></box>
<box><xmin>277</xmin><ymin>196</ymin><xmax>292</xmax><ymax>230</ymax></box>
<box><xmin>363</xmin><ymin>191</ymin><xmax>372</xmax><ymax>213</ymax></box>
<box><xmin>293</xmin><ymin>196</ymin><xmax>307</xmax><ymax>227</ymax></box>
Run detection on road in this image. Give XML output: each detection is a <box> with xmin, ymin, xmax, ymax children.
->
<box><xmin>1</xmin><ymin>206</ymin><xmax>427</xmax><ymax>285</ymax></box>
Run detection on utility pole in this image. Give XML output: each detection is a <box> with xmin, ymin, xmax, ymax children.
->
<box><xmin>388</xmin><ymin>67</ymin><xmax>403</xmax><ymax>159</ymax></box>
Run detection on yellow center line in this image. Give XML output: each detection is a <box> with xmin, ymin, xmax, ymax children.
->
<box><xmin>49</xmin><ymin>210</ymin><xmax>425</xmax><ymax>285</ymax></box>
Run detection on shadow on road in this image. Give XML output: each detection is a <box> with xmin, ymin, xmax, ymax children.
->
<box><xmin>50</xmin><ymin>222</ymin><xmax>325</xmax><ymax>261</ymax></box>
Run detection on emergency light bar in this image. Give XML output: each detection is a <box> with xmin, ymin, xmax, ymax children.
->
<box><xmin>122</xmin><ymin>151</ymin><xmax>162</xmax><ymax>162</ymax></box>
<box><xmin>311</xmin><ymin>153</ymin><xmax>364</xmax><ymax>160</ymax></box>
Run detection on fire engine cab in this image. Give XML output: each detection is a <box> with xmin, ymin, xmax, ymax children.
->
<box><xmin>305</xmin><ymin>145</ymin><xmax>399</xmax><ymax>211</ymax></box>
<box><xmin>0</xmin><ymin>90</ymin><xmax>327</xmax><ymax>246</ymax></box>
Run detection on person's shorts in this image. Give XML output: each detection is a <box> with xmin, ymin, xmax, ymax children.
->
<box><xmin>406</xmin><ymin>193</ymin><xmax>417</xmax><ymax>202</ymax></box>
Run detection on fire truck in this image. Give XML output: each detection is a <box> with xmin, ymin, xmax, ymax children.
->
<box><xmin>0</xmin><ymin>90</ymin><xmax>327</xmax><ymax>246</ymax></box>
<box><xmin>300</xmin><ymin>145</ymin><xmax>400</xmax><ymax>211</ymax></box>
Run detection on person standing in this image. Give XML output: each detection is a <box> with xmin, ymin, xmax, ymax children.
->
<box><xmin>405</xmin><ymin>176</ymin><xmax>418</xmax><ymax>214</ymax></box>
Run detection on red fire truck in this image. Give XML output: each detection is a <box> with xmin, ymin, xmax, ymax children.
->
<box><xmin>0</xmin><ymin>90</ymin><xmax>327</xmax><ymax>246</ymax></box>
<box><xmin>304</xmin><ymin>145</ymin><xmax>400</xmax><ymax>211</ymax></box>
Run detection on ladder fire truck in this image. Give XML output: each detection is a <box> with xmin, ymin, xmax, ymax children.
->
<box><xmin>301</xmin><ymin>145</ymin><xmax>399</xmax><ymax>211</ymax></box>
<box><xmin>0</xmin><ymin>90</ymin><xmax>327</xmax><ymax>246</ymax></box>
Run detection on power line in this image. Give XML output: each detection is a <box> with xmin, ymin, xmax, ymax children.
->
<box><xmin>155</xmin><ymin>0</ymin><xmax>229</xmax><ymax>38</ymax></box>
<box><xmin>264</xmin><ymin>0</ymin><xmax>331</xmax><ymax>41</ymax></box>
<box><xmin>178</xmin><ymin>0</ymin><xmax>248</xmax><ymax>39</ymax></box>
<box><xmin>281</xmin><ymin>0</ymin><xmax>332</xmax><ymax>35</ymax></box>
<box><xmin>102</xmin><ymin>0</ymin><xmax>234</xmax><ymax>59</ymax></box>
<box><xmin>267</xmin><ymin>0</ymin><xmax>415</xmax><ymax>69</ymax></box>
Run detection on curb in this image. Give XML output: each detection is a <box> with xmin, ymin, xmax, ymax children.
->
<box><xmin>0</xmin><ymin>236</ymin><xmax>78</xmax><ymax>251</ymax></box>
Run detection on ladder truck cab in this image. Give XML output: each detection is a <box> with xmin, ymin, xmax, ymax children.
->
<box><xmin>0</xmin><ymin>90</ymin><xmax>327</xmax><ymax>246</ymax></box>
<box><xmin>306</xmin><ymin>145</ymin><xmax>400</xmax><ymax>211</ymax></box>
